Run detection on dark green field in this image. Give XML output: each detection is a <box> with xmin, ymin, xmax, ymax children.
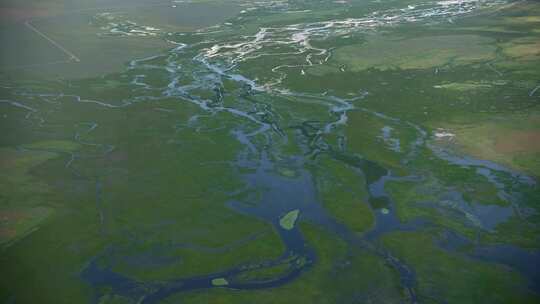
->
<box><xmin>1</xmin><ymin>0</ymin><xmax>539</xmax><ymax>303</ymax></box>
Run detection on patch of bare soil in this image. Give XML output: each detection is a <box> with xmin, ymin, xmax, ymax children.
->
<box><xmin>494</xmin><ymin>131</ymin><xmax>540</xmax><ymax>154</ymax></box>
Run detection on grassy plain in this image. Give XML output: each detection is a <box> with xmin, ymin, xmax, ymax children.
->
<box><xmin>1</xmin><ymin>0</ymin><xmax>539</xmax><ymax>303</ymax></box>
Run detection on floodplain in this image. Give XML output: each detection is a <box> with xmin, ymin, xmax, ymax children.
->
<box><xmin>1</xmin><ymin>0</ymin><xmax>540</xmax><ymax>303</ymax></box>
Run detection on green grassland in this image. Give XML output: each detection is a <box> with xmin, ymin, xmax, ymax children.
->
<box><xmin>382</xmin><ymin>231</ymin><xmax>539</xmax><ymax>303</ymax></box>
<box><xmin>332</xmin><ymin>35</ymin><xmax>497</xmax><ymax>72</ymax></box>
<box><xmin>314</xmin><ymin>155</ymin><xmax>374</xmax><ymax>234</ymax></box>
<box><xmin>429</xmin><ymin>113</ymin><xmax>540</xmax><ymax>177</ymax></box>
<box><xmin>0</xmin><ymin>148</ymin><xmax>58</xmax><ymax>246</ymax></box>
<box><xmin>1</xmin><ymin>0</ymin><xmax>540</xmax><ymax>303</ymax></box>
<box><xmin>167</xmin><ymin>224</ymin><xmax>405</xmax><ymax>304</ymax></box>
<box><xmin>0</xmin><ymin>95</ymin><xmax>289</xmax><ymax>302</ymax></box>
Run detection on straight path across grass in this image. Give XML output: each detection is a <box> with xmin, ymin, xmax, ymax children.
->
<box><xmin>24</xmin><ymin>20</ymin><xmax>81</xmax><ymax>63</ymax></box>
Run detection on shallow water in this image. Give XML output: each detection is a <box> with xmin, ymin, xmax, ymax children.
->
<box><xmin>2</xmin><ymin>0</ymin><xmax>540</xmax><ymax>303</ymax></box>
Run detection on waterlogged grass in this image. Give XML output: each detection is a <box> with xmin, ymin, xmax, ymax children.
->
<box><xmin>233</xmin><ymin>262</ymin><xmax>291</xmax><ymax>283</ymax></box>
<box><xmin>432</xmin><ymin>114</ymin><xmax>540</xmax><ymax>177</ymax></box>
<box><xmin>166</xmin><ymin>223</ymin><xmax>404</xmax><ymax>304</ymax></box>
<box><xmin>480</xmin><ymin>214</ymin><xmax>540</xmax><ymax>249</ymax></box>
<box><xmin>382</xmin><ymin>231</ymin><xmax>539</xmax><ymax>304</ymax></box>
<box><xmin>315</xmin><ymin>156</ymin><xmax>374</xmax><ymax>234</ymax></box>
<box><xmin>345</xmin><ymin>110</ymin><xmax>417</xmax><ymax>173</ymax></box>
<box><xmin>89</xmin><ymin>109</ymin><xmax>287</xmax><ymax>281</ymax></box>
<box><xmin>1</xmin><ymin>0</ymin><xmax>540</xmax><ymax>302</ymax></box>
<box><xmin>385</xmin><ymin>179</ymin><xmax>479</xmax><ymax>239</ymax></box>
<box><xmin>409</xmin><ymin>145</ymin><xmax>515</xmax><ymax>206</ymax></box>
<box><xmin>0</xmin><ymin>93</ymin><xmax>284</xmax><ymax>302</ymax></box>
<box><xmin>397</xmin><ymin>139</ymin><xmax>540</xmax><ymax>249</ymax></box>
<box><xmin>106</xmin><ymin>229</ymin><xmax>285</xmax><ymax>282</ymax></box>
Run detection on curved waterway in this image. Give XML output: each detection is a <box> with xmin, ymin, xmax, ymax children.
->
<box><xmin>82</xmin><ymin>147</ymin><xmax>424</xmax><ymax>303</ymax></box>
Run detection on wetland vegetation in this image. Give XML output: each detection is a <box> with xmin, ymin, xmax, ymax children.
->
<box><xmin>1</xmin><ymin>0</ymin><xmax>539</xmax><ymax>303</ymax></box>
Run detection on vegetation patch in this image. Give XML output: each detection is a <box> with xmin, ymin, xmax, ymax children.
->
<box><xmin>169</xmin><ymin>224</ymin><xmax>404</xmax><ymax>304</ymax></box>
<box><xmin>382</xmin><ymin>231</ymin><xmax>539</xmax><ymax>303</ymax></box>
<box><xmin>333</xmin><ymin>35</ymin><xmax>496</xmax><ymax>71</ymax></box>
<box><xmin>315</xmin><ymin>156</ymin><xmax>374</xmax><ymax>234</ymax></box>
<box><xmin>0</xmin><ymin>148</ymin><xmax>58</xmax><ymax>246</ymax></box>
<box><xmin>433</xmin><ymin>82</ymin><xmax>493</xmax><ymax>91</ymax></box>
<box><xmin>345</xmin><ymin>110</ymin><xmax>417</xmax><ymax>172</ymax></box>
<box><xmin>385</xmin><ymin>179</ymin><xmax>479</xmax><ymax>239</ymax></box>
<box><xmin>501</xmin><ymin>37</ymin><xmax>540</xmax><ymax>60</ymax></box>
<box><xmin>0</xmin><ymin>206</ymin><xmax>54</xmax><ymax>246</ymax></box>
<box><xmin>431</xmin><ymin>114</ymin><xmax>540</xmax><ymax>176</ymax></box>
<box><xmin>233</xmin><ymin>263</ymin><xmax>291</xmax><ymax>283</ymax></box>
<box><xmin>279</xmin><ymin>210</ymin><xmax>300</xmax><ymax>230</ymax></box>
<box><xmin>22</xmin><ymin>140</ymin><xmax>81</xmax><ymax>152</ymax></box>
<box><xmin>211</xmin><ymin>277</ymin><xmax>229</xmax><ymax>287</ymax></box>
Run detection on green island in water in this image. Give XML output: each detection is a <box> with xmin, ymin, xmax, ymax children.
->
<box><xmin>1</xmin><ymin>0</ymin><xmax>540</xmax><ymax>303</ymax></box>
